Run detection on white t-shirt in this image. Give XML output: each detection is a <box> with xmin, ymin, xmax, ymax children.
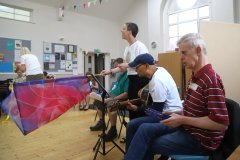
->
<box><xmin>21</xmin><ymin>54</ymin><xmax>43</xmax><ymax>75</ymax></box>
<box><xmin>123</xmin><ymin>40</ymin><xmax>148</xmax><ymax>75</ymax></box>
<box><xmin>149</xmin><ymin>67</ymin><xmax>182</xmax><ymax>112</ymax></box>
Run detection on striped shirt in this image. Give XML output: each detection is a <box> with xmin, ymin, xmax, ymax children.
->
<box><xmin>183</xmin><ymin>64</ymin><xmax>229</xmax><ymax>151</ymax></box>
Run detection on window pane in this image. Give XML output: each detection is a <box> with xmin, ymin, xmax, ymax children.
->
<box><xmin>176</xmin><ymin>0</ymin><xmax>197</xmax><ymax>10</ymax></box>
<box><xmin>179</xmin><ymin>21</ymin><xmax>197</xmax><ymax>36</ymax></box>
<box><xmin>169</xmin><ymin>37</ymin><xmax>178</xmax><ymax>50</ymax></box>
<box><xmin>169</xmin><ymin>25</ymin><xmax>178</xmax><ymax>37</ymax></box>
<box><xmin>0</xmin><ymin>11</ymin><xmax>14</xmax><ymax>19</ymax></box>
<box><xmin>15</xmin><ymin>15</ymin><xmax>30</xmax><ymax>21</ymax></box>
<box><xmin>199</xmin><ymin>6</ymin><xmax>209</xmax><ymax>18</ymax></box>
<box><xmin>201</xmin><ymin>18</ymin><xmax>210</xmax><ymax>21</ymax></box>
<box><xmin>0</xmin><ymin>5</ymin><xmax>14</xmax><ymax>13</ymax></box>
<box><xmin>179</xmin><ymin>9</ymin><xmax>197</xmax><ymax>22</ymax></box>
<box><xmin>169</xmin><ymin>14</ymin><xmax>177</xmax><ymax>24</ymax></box>
<box><xmin>15</xmin><ymin>9</ymin><xmax>30</xmax><ymax>16</ymax></box>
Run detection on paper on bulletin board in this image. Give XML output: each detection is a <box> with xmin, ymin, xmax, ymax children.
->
<box><xmin>54</xmin><ymin>45</ymin><xmax>65</xmax><ymax>53</ymax></box>
<box><xmin>60</xmin><ymin>61</ymin><xmax>65</xmax><ymax>69</ymax></box>
<box><xmin>43</xmin><ymin>42</ymin><xmax>52</xmax><ymax>53</ymax></box>
<box><xmin>14</xmin><ymin>50</ymin><xmax>21</xmax><ymax>62</ymax></box>
<box><xmin>7</xmin><ymin>39</ymin><xmax>14</xmax><ymax>50</ymax></box>
<box><xmin>49</xmin><ymin>54</ymin><xmax>55</xmax><ymax>62</ymax></box>
<box><xmin>65</xmin><ymin>60</ymin><xmax>72</xmax><ymax>70</ymax></box>
<box><xmin>15</xmin><ymin>40</ymin><xmax>22</xmax><ymax>49</ymax></box>
<box><xmin>49</xmin><ymin>63</ymin><xmax>55</xmax><ymax>69</ymax></box>
<box><xmin>73</xmin><ymin>69</ymin><xmax>78</xmax><ymax>75</ymax></box>
<box><xmin>67</xmin><ymin>53</ymin><xmax>72</xmax><ymax>60</ymax></box>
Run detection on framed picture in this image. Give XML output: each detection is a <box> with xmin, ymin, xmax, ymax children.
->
<box><xmin>68</xmin><ymin>45</ymin><xmax>74</xmax><ymax>53</ymax></box>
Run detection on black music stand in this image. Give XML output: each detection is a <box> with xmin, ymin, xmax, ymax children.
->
<box><xmin>90</xmin><ymin>74</ymin><xmax>125</xmax><ymax>160</ymax></box>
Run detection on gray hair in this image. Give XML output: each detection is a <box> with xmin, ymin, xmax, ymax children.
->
<box><xmin>20</xmin><ymin>47</ymin><xmax>31</xmax><ymax>55</ymax></box>
<box><xmin>177</xmin><ymin>33</ymin><xmax>207</xmax><ymax>55</ymax></box>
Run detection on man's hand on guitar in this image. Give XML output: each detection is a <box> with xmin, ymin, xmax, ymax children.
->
<box><xmin>104</xmin><ymin>98</ymin><xmax>112</xmax><ymax>104</ymax></box>
<box><xmin>126</xmin><ymin>102</ymin><xmax>138</xmax><ymax>111</ymax></box>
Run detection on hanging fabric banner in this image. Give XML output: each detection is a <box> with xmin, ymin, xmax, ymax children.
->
<box><xmin>1</xmin><ymin>76</ymin><xmax>91</xmax><ymax>135</ymax></box>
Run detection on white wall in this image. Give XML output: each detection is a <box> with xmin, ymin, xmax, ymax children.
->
<box><xmin>148</xmin><ymin>0</ymin><xmax>163</xmax><ymax>59</ymax></box>
<box><xmin>0</xmin><ymin>0</ymin><xmax>120</xmax><ymax>79</ymax></box>
<box><xmin>200</xmin><ymin>21</ymin><xmax>240</xmax><ymax>103</ymax></box>
<box><xmin>120</xmin><ymin>0</ymin><xmax>149</xmax><ymax>56</ymax></box>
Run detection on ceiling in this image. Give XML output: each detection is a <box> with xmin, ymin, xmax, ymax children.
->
<box><xmin>25</xmin><ymin>0</ymin><xmax>136</xmax><ymax>22</ymax></box>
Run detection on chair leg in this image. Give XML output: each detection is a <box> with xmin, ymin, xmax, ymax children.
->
<box><xmin>94</xmin><ymin>111</ymin><xmax>97</xmax><ymax>121</ymax></box>
<box><xmin>118</xmin><ymin>109</ymin><xmax>127</xmax><ymax>138</ymax></box>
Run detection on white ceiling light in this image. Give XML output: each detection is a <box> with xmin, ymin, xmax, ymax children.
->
<box><xmin>176</xmin><ymin>0</ymin><xmax>197</xmax><ymax>10</ymax></box>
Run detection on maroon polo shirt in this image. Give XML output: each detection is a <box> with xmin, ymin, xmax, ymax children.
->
<box><xmin>183</xmin><ymin>64</ymin><xmax>229</xmax><ymax>151</ymax></box>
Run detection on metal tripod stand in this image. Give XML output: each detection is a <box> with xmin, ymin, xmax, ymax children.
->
<box><xmin>91</xmin><ymin>74</ymin><xmax>125</xmax><ymax>160</ymax></box>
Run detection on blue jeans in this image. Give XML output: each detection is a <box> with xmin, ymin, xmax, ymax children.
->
<box><xmin>124</xmin><ymin>123</ymin><xmax>210</xmax><ymax>160</ymax></box>
<box><xmin>126</xmin><ymin>116</ymin><xmax>159</xmax><ymax>152</ymax></box>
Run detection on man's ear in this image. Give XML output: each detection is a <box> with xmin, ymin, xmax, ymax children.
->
<box><xmin>196</xmin><ymin>46</ymin><xmax>202</xmax><ymax>56</ymax></box>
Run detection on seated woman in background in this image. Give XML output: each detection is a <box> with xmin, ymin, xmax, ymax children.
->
<box><xmin>79</xmin><ymin>72</ymin><xmax>99</xmax><ymax>111</ymax></box>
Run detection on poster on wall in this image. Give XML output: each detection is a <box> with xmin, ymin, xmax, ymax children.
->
<box><xmin>14</xmin><ymin>50</ymin><xmax>21</xmax><ymax>62</ymax></box>
<box><xmin>44</xmin><ymin>42</ymin><xmax>52</xmax><ymax>53</ymax></box>
<box><xmin>68</xmin><ymin>45</ymin><xmax>74</xmax><ymax>53</ymax></box>
<box><xmin>60</xmin><ymin>61</ymin><xmax>66</xmax><ymax>69</ymax></box>
<box><xmin>15</xmin><ymin>40</ymin><xmax>22</xmax><ymax>49</ymax></box>
<box><xmin>66</xmin><ymin>60</ymin><xmax>72</xmax><ymax>70</ymax></box>
<box><xmin>7</xmin><ymin>40</ymin><xmax>14</xmax><ymax>50</ymax></box>
<box><xmin>54</xmin><ymin>44</ymin><xmax>65</xmax><ymax>53</ymax></box>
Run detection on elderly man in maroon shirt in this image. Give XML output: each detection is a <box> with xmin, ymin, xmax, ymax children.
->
<box><xmin>124</xmin><ymin>33</ymin><xmax>229</xmax><ymax>160</ymax></box>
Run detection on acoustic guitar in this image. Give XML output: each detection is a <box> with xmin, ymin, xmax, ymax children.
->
<box><xmin>108</xmin><ymin>88</ymin><xmax>150</xmax><ymax>112</ymax></box>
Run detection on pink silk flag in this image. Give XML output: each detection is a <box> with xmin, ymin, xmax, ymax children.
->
<box><xmin>1</xmin><ymin>76</ymin><xmax>91</xmax><ymax>135</ymax></box>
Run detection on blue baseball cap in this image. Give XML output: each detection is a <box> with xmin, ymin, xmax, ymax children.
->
<box><xmin>129</xmin><ymin>53</ymin><xmax>155</xmax><ymax>68</ymax></box>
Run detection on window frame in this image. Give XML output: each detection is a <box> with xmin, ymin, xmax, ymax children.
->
<box><xmin>164</xmin><ymin>0</ymin><xmax>211</xmax><ymax>51</ymax></box>
<box><xmin>0</xmin><ymin>2</ymin><xmax>33</xmax><ymax>23</ymax></box>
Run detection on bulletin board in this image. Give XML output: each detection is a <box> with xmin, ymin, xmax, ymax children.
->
<box><xmin>0</xmin><ymin>37</ymin><xmax>31</xmax><ymax>72</ymax></box>
<box><xmin>43</xmin><ymin>42</ymin><xmax>78</xmax><ymax>73</ymax></box>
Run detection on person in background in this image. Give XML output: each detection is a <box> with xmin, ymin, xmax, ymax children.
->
<box><xmin>14</xmin><ymin>65</ymin><xmax>26</xmax><ymax>83</ymax></box>
<box><xmin>43</xmin><ymin>71</ymin><xmax>55</xmax><ymax>79</ymax></box>
<box><xmin>79</xmin><ymin>72</ymin><xmax>99</xmax><ymax>111</ymax></box>
<box><xmin>101</xmin><ymin>22</ymin><xmax>149</xmax><ymax>120</ymax></box>
<box><xmin>124</xmin><ymin>33</ymin><xmax>229</xmax><ymax>160</ymax></box>
<box><xmin>9</xmin><ymin>65</ymin><xmax>26</xmax><ymax>92</ymax></box>
<box><xmin>19</xmin><ymin>47</ymin><xmax>43</xmax><ymax>81</ymax></box>
<box><xmin>90</xmin><ymin>58</ymin><xmax>129</xmax><ymax>141</ymax></box>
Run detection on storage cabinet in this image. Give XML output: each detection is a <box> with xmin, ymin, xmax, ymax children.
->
<box><xmin>158</xmin><ymin>52</ymin><xmax>192</xmax><ymax>99</ymax></box>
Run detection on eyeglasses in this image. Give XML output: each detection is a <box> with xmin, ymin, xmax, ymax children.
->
<box><xmin>135</xmin><ymin>64</ymin><xmax>146</xmax><ymax>71</ymax></box>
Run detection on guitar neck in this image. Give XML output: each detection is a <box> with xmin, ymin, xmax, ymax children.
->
<box><xmin>118</xmin><ymin>98</ymin><xmax>140</xmax><ymax>106</ymax></box>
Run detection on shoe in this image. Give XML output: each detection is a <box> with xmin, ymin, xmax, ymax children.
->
<box><xmin>104</xmin><ymin>128</ymin><xmax>117</xmax><ymax>142</ymax></box>
<box><xmin>120</xmin><ymin>137</ymin><xmax>126</xmax><ymax>143</ymax></box>
<box><xmin>84</xmin><ymin>105</ymin><xmax>89</xmax><ymax>111</ymax></box>
<box><xmin>90</xmin><ymin>120</ymin><xmax>105</xmax><ymax>131</ymax></box>
<box><xmin>79</xmin><ymin>105</ymin><xmax>84</xmax><ymax>110</ymax></box>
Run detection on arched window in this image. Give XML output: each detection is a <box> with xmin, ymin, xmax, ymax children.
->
<box><xmin>165</xmin><ymin>0</ymin><xmax>211</xmax><ymax>50</ymax></box>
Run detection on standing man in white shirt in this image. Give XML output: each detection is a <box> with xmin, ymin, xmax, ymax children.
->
<box><xmin>101</xmin><ymin>22</ymin><xmax>150</xmax><ymax>120</ymax></box>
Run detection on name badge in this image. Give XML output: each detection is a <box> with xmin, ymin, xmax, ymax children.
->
<box><xmin>189</xmin><ymin>82</ymin><xmax>198</xmax><ymax>91</ymax></box>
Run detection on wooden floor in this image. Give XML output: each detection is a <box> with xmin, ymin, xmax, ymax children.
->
<box><xmin>0</xmin><ymin>108</ymin><xmax>127</xmax><ymax>160</ymax></box>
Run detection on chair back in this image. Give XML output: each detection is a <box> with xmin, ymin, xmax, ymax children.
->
<box><xmin>210</xmin><ymin>98</ymin><xmax>240</xmax><ymax>160</ymax></box>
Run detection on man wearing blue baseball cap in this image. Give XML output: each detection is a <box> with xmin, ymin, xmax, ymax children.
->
<box><xmin>125</xmin><ymin>53</ymin><xmax>183</xmax><ymax>153</ymax></box>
